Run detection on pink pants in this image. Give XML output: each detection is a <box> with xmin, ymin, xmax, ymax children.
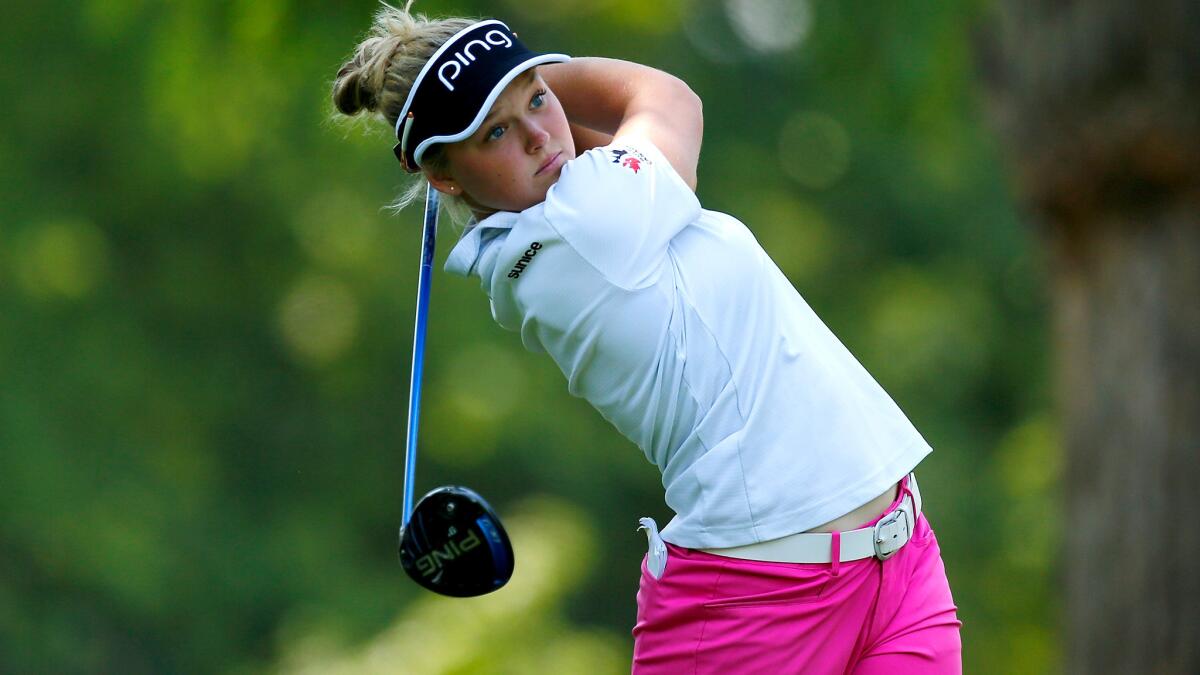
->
<box><xmin>632</xmin><ymin>489</ymin><xmax>962</xmax><ymax>674</ymax></box>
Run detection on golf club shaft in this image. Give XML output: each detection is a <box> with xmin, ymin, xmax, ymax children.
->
<box><xmin>402</xmin><ymin>184</ymin><xmax>439</xmax><ymax>527</ymax></box>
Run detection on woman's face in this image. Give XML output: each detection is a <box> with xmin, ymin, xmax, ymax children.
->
<box><xmin>429</xmin><ymin>69</ymin><xmax>575</xmax><ymax>215</ymax></box>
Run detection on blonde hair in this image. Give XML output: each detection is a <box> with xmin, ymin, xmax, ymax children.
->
<box><xmin>332</xmin><ymin>2</ymin><xmax>475</xmax><ymax>224</ymax></box>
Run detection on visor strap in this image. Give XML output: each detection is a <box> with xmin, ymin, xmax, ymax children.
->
<box><xmin>399</xmin><ymin>111</ymin><xmax>415</xmax><ymax>171</ymax></box>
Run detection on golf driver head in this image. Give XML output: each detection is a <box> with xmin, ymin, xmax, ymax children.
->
<box><xmin>399</xmin><ymin>486</ymin><xmax>514</xmax><ymax>597</ymax></box>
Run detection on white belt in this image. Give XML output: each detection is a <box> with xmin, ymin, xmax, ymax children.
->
<box><xmin>700</xmin><ymin>473</ymin><xmax>922</xmax><ymax>564</ymax></box>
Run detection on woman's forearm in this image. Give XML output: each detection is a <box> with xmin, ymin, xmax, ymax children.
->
<box><xmin>569</xmin><ymin>122</ymin><xmax>614</xmax><ymax>155</ymax></box>
<box><xmin>542</xmin><ymin>57</ymin><xmax>702</xmax><ymax>188</ymax></box>
<box><xmin>542</xmin><ymin>57</ymin><xmax>646</xmax><ymax>133</ymax></box>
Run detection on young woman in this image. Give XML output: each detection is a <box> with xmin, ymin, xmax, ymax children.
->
<box><xmin>333</xmin><ymin>4</ymin><xmax>962</xmax><ymax>672</ymax></box>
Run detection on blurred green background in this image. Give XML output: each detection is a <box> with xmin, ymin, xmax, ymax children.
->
<box><xmin>0</xmin><ymin>0</ymin><xmax>1057</xmax><ymax>672</ymax></box>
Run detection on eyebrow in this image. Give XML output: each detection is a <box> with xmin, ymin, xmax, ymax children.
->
<box><xmin>479</xmin><ymin>70</ymin><xmax>540</xmax><ymax>131</ymax></box>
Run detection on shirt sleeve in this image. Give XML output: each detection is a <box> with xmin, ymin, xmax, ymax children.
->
<box><xmin>541</xmin><ymin>136</ymin><xmax>702</xmax><ymax>290</ymax></box>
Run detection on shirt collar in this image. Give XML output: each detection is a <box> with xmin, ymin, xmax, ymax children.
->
<box><xmin>444</xmin><ymin>210</ymin><xmax>520</xmax><ymax>276</ymax></box>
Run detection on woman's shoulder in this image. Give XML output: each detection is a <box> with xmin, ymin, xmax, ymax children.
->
<box><xmin>531</xmin><ymin>138</ymin><xmax>703</xmax><ymax>289</ymax></box>
<box><xmin>547</xmin><ymin>137</ymin><xmax>697</xmax><ymax>222</ymax></box>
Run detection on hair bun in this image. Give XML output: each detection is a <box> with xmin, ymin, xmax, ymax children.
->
<box><xmin>333</xmin><ymin>58</ymin><xmax>378</xmax><ymax>116</ymax></box>
<box><xmin>331</xmin><ymin>4</ymin><xmax>474</xmax><ymax>127</ymax></box>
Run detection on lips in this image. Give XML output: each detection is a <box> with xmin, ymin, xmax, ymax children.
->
<box><xmin>535</xmin><ymin>151</ymin><xmax>562</xmax><ymax>176</ymax></box>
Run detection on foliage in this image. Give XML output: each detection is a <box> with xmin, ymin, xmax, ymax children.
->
<box><xmin>0</xmin><ymin>0</ymin><xmax>1054</xmax><ymax>673</ymax></box>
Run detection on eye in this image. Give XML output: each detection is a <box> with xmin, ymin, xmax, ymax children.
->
<box><xmin>530</xmin><ymin>88</ymin><xmax>547</xmax><ymax>109</ymax></box>
<box><xmin>486</xmin><ymin>125</ymin><xmax>505</xmax><ymax>141</ymax></box>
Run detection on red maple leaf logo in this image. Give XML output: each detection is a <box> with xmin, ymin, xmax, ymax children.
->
<box><xmin>621</xmin><ymin>156</ymin><xmax>642</xmax><ymax>173</ymax></box>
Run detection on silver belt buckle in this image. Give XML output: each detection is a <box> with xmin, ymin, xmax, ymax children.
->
<box><xmin>873</xmin><ymin>507</ymin><xmax>912</xmax><ymax>561</ymax></box>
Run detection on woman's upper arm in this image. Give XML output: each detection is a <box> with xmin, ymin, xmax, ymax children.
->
<box><xmin>542</xmin><ymin>57</ymin><xmax>703</xmax><ymax>190</ymax></box>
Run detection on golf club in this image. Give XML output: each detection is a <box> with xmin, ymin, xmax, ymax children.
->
<box><xmin>397</xmin><ymin>184</ymin><xmax>515</xmax><ymax>597</ymax></box>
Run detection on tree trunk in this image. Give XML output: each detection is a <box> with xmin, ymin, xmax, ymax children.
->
<box><xmin>1051</xmin><ymin>205</ymin><xmax>1200</xmax><ymax>674</ymax></box>
<box><xmin>980</xmin><ymin>1</ymin><xmax>1200</xmax><ymax>672</ymax></box>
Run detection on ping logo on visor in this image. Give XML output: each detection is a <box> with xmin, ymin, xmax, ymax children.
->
<box><xmin>393</xmin><ymin>20</ymin><xmax>570</xmax><ymax>172</ymax></box>
<box><xmin>437</xmin><ymin>29</ymin><xmax>514</xmax><ymax>92</ymax></box>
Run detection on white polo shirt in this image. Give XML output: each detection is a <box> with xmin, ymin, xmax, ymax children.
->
<box><xmin>444</xmin><ymin>138</ymin><xmax>931</xmax><ymax>549</ymax></box>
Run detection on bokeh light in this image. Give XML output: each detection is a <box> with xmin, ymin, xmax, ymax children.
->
<box><xmin>425</xmin><ymin>342</ymin><xmax>530</xmax><ymax>466</ymax></box>
<box><xmin>12</xmin><ymin>218</ymin><xmax>109</xmax><ymax>301</ymax></box>
<box><xmin>777</xmin><ymin>111</ymin><xmax>852</xmax><ymax>189</ymax></box>
<box><xmin>725</xmin><ymin>0</ymin><xmax>812</xmax><ymax>54</ymax></box>
<box><xmin>739</xmin><ymin>190</ymin><xmax>834</xmax><ymax>284</ymax></box>
<box><xmin>277</xmin><ymin>274</ymin><xmax>360</xmax><ymax>366</ymax></box>
<box><xmin>82</xmin><ymin>0</ymin><xmax>146</xmax><ymax>41</ymax></box>
<box><xmin>861</xmin><ymin>265</ymin><xmax>991</xmax><ymax>399</ymax></box>
<box><xmin>683</xmin><ymin>1</ymin><xmax>741</xmax><ymax>64</ymax></box>
<box><xmin>291</xmin><ymin>189</ymin><xmax>382</xmax><ymax>273</ymax></box>
<box><xmin>996</xmin><ymin>414</ymin><xmax>1061</xmax><ymax>571</ymax></box>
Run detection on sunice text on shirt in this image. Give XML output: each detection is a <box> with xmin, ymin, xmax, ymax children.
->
<box><xmin>508</xmin><ymin>241</ymin><xmax>542</xmax><ymax>279</ymax></box>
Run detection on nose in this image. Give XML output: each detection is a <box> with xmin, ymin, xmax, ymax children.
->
<box><xmin>521</xmin><ymin>118</ymin><xmax>549</xmax><ymax>153</ymax></box>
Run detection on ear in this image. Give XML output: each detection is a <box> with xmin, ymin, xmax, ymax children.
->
<box><xmin>424</xmin><ymin>170</ymin><xmax>462</xmax><ymax>198</ymax></box>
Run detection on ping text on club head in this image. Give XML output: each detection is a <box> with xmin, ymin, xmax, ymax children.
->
<box><xmin>415</xmin><ymin>530</ymin><xmax>482</xmax><ymax>577</ymax></box>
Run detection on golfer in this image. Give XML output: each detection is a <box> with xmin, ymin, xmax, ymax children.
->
<box><xmin>334</xmin><ymin>4</ymin><xmax>962</xmax><ymax>672</ymax></box>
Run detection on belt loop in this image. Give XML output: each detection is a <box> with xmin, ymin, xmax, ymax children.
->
<box><xmin>830</xmin><ymin>530</ymin><xmax>841</xmax><ymax>577</ymax></box>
